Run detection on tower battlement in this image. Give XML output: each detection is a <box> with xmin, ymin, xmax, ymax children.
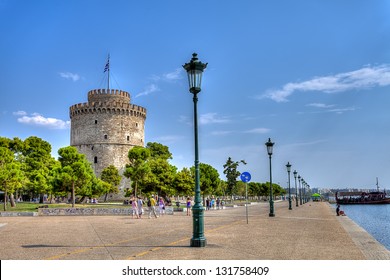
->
<box><xmin>70</xmin><ymin>88</ymin><xmax>146</xmax><ymax>119</ymax></box>
<box><xmin>88</xmin><ymin>88</ymin><xmax>130</xmax><ymax>99</ymax></box>
<box><xmin>88</xmin><ymin>88</ymin><xmax>131</xmax><ymax>104</ymax></box>
<box><xmin>69</xmin><ymin>101</ymin><xmax>147</xmax><ymax>119</ymax></box>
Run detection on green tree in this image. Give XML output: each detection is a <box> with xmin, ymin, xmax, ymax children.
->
<box><xmin>173</xmin><ymin>167</ymin><xmax>194</xmax><ymax>196</ymax></box>
<box><xmin>223</xmin><ymin>157</ymin><xmax>246</xmax><ymax>198</ymax></box>
<box><xmin>0</xmin><ymin>147</ymin><xmax>25</xmax><ymax>210</ymax></box>
<box><xmin>57</xmin><ymin>146</ymin><xmax>96</xmax><ymax>207</ymax></box>
<box><xmin>124</xmin><ymin>146</ymin><xmax>151</xmax><ymax>196</ymax></box>
<box><xmin>132</xmin><ymin>143</ymin><xmax>177</xmax><ymax>200</ymax></box>
<box><xmin>271</xmin><ymin>183</ymin><xmax>286</xmax><ymax>197</ymax></box>
<box><xmin>23</xmin><ymin>137</ymin><xmax>55</xmax><ymax>203</ymax></box>
<box><xmin>101</xmin><ymin>165</ymin><xmax>122</xmax><ymax>202</ymax></box>
<box><xmin>235</xmin><ymin>181</ymin><xmax>246</xmax><ymax>197</ymax></box>
<box><xmin>146</xmin><ymin>142</ymin><xmax>172</xmax><ymax>160</ymax></box>
<box><xmin>0</xmin><ymin>137</ymin><xmax>26</xmax><ymax>205</ymax></box>
<box><xmin>142</xmin><ymin>158</ymin><xmax>177</xmax><ymax>197</ymax></box>
<box><xmin>190</xmin><ymin>163</ymin><xmax>220</xmax><ymax>196</ymax></box>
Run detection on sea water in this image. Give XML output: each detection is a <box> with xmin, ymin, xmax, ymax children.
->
<box><xmin>336</xmin><ymin>204</ymin><xmax>390</xmax><ymax>250</ymax></box>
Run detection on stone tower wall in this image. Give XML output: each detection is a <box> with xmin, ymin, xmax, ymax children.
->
<box><xmin>69</xmin><ymin>89</ymin><xmax>146</xmax><ymax>195</ymax></box>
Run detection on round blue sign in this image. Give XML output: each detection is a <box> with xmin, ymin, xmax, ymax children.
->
<box><xmin>240</xmin><ymin>172</ymin><xmax>251</xmax><ymax>183</ymax></box>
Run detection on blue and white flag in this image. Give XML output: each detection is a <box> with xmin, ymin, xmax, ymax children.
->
<box><xmin>104</xmin><ymin>56</ymin><xmax>110</xmax><ymax>72</ymax></box>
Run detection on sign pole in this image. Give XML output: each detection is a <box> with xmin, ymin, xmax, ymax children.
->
<box><xmin>245</xmin><ymin>182</ymin><xmax>248</xmax><ymax>224</ymax></box>
<box><xmin>240</xmin><ymin>172</ymin><xmax>251</xmax><ymax>225</ymax></box>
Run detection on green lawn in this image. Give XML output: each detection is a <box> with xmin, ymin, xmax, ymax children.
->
<box><xmin>1</xmin><ymin>202</ymin><xmax>129</xmax><ymax>212</ymax></box>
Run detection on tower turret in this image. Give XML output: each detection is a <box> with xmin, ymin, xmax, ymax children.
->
<box><xmin>70</xmin><ymin>88</ymin><xmax>147</xmax><ymax>195</ymax></box>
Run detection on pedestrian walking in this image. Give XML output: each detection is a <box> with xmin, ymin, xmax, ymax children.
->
<box><xmin>131</xmin><ymin>197</ymin><xmax>139</xmax><ymax>219</ymax></box>
<box><xmin>211</xmin><ymin>196</ymin><xmax>215</xmax><ymax>210</ymax></box>
<box><xmin>148</xmin><ymin>195</ymin><xmax>158</xmax><ymax>218</ymax></box>
<box><xmin>137</xmin><ymin>196</ymin><xmax>144</xmax><ymax>218</ymax></box>
<box><xmin>186</xmin><ymin>197</ymin><xmax>192</xmax><ymax>216</ymax></box>
<box><xmin>159</xmin><ymin>197</ymin><xmax>165</xmax><ymax>215</ymax></box>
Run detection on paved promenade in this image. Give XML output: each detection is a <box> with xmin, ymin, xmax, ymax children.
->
<box><xmin>0</xmin><ymin>201</ymin><xmax>389</xmax><ymax>260</ymax></box>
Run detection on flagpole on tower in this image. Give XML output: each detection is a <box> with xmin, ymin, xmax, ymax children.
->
<box><xmin>104</xmin><ymin>54</ymin><xmax>110</xmax><ymax>90</ymax></box>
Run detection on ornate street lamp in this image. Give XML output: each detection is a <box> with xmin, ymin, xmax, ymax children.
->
<box><xmin>286</xmin><ymin>162</ymin><xmax>292</xmax><ymax>210</ymax></box>
<box><xmin>293</xmin><ymin>170</ymin><xmax>298</xmax><ymax>207</ymax></box>
<box><xmin>265</xmin><ymin>138</ymin><xmax>275</xmax><ymax>217</ymax></box>
<box><xmin>298</xmin><ymin>175</ymin><xmax>302</xmax><ymax>205</ymax></box>
<box><xmin>183</xmin><ymin>53</ymin><xmax>208</xmax><ymax>247</ymax></box>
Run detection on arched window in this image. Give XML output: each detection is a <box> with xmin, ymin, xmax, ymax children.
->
<box><xmin>94</xmin><ymin>156</ymin><xmax>98</xmax><ymax>163</ymax></box>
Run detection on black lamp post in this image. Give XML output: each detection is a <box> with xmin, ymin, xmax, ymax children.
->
<box><xmin>293</xmin><ymin>170</ymin><xmax>298</xmax><ymax>207</ymax></box>
<box><xmin>183</xmin><ymin>53</ymin><xmax>208</xmax><ymax>247</ymax></box>
<box><xmin>286</xmin><ymin>162</ymin><xmax>292</xmax><ymax>210</ymax></box>
<box><xmin>302</xmin><ymin>179</ymin><xmax>305</xmax><ymax>204</ymax></box>
<box><xmin>298</xmin><ymin>175</ymin><xmax>302</xmax><ymax>205</ymax></box>
<box><xmin>265</xmin><ymin>138</ymin><xmax>275</xmax><ymax>217</ymax></box>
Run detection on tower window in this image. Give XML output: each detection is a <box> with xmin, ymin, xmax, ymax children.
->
<box><xmin>104</xmin><ymin>134</ymin><xmax>108</xmax><ymax>139</ymax></box>
<box><xmin>94</xmin><ymin>156</ymin><xmax>98</xmax><ymax>163</ymax></box>
<box><xmin>127</xmin><ymin>136</ymin><xmax>130</xmax><ymax>141</ymax></box>
<box><xmin>135</xmin><ymin>123</ymin><xmax>138</xmax><ymax>127</ymax></box>
<box><xmin>95</xmin><ymin>120</ymin><xmax>97</xmax><ymax>124</ymax></box>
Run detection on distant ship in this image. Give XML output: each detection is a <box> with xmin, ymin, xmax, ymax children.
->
<box><xmin>336</xmin><ymin>178</ymin><xmax>390</xmax><ymax>205</ymax></box>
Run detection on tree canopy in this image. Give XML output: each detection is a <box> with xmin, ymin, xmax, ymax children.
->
<box><xmin>1</xmin><ymin>136</ymin><xmax>289</xmax><ymax>204</ymax></box>
<box><xmin>223</xmin><ymin>157</ymin><xmax>247</xmax><ymax>196</ymax></box>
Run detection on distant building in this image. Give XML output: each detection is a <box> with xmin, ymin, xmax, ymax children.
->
<box><xmin>69</xmin><ymin>88</ymin><xmax>147</xmax><ymax>195</ymax></box>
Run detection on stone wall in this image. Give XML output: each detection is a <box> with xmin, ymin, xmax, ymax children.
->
<box><xmin>38</xmin><ymin>208</ymin><xmax>132</xmax><ymax>216</ymax></box>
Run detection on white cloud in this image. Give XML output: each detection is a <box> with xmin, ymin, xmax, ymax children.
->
<box><xmin>306</xmin><ymin>103</ymin><xmax>336</xmax><ymax>108</ymax></box>
<box><xmin>138</xmin><ymin>68</ymin><xmax>183</xmax><ymax>98</ymax></box>
<box><xmin>151</xmin><ymin>135</ymin><xmax>185</xmax><ymax>144</ymax></box>
<box><xmin>211</xmin><ymin>128</ymin><xmax>270</xmax><ymax>136</ymax></box>
<box><xmin>179</xmin><ymin>113</ymin><xmax>230</xmax><ymax>125</ymax></box>
<box><xmin>59</xmin><ymin>72</ymin><xmax>80</xmax><ymax>82</ymax></box>
<box><xmin>13</xmin><ymin>110</ymin><xmax>27</xmax><ymax>116</ymax></box>
<box><xmin>327</xmin><ymin>107</ymin><xmax>357</xmax><ymax>114</ymax></box>
<box><xmin>178</xmin><ymin>115</ymin><xmax>191</xmax><ymax>125</ymax></box>
<box><xmin>135</xmin><ymin>84</ymin><xmax>160</xmax><ymax>98</ymax></box>
<box><xmin>301</xmin><ymin>104</ymin><xmax>357</xmax><ymax>115</ymax></box>
<box><xmin>244</xmin><ymin>128</ymin><xmax>271</xmax><ymax>134</ymax></box>
<box><xmin>163</xmin><ymin>68</ymin><xmax>182</xmax><ymax>81</ymax></box>
<box><xmin>211</xmin><ymin>130</ymin><xmax>234</xmax><ymax>136</ymax></box>
<box><xmin>284</xmin><ymin>139</ymin><xmax>329</xmax><ymax>148</ymax></box>
<box><xmin>151</xmin><ymin>68</ymin><xmax>183</xmax><ymax>82</ymax></box>
<box><xmin>16</xmin><ymin>112</ymin><xmax>70</xmax><ymax>129</ymax></box>
<box><xmin>200</xmin><ymin>113</ymin><xmax>230</xmax><ymax>125</ymax></box>
<box><xmin>262</xmin><ymin>64</ymin><xmax>390</xmax><ymax>102</ymax></box>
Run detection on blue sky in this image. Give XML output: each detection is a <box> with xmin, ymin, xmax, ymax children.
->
<box><xmin>1</xmin><ymin>0</ymin><xmax>390</xmax><ymax>190</ymax></box>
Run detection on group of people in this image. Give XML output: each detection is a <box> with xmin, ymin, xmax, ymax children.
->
<box><xmin>205</xmin><ymin>196</ymin><xmax>222</xmax><ymax>210</ymax></box>
<box><xmin>129</xmin><ymin>195</ymin><xmax>167</xmax><ymax>219</ymax></box>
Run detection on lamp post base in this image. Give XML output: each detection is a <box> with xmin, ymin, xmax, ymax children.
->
<box><xmin>190</xmin><ymin>238</ymin><xmax>207</xmax><ymax>247</ymax></box>
<box><xmin>269</xmin><ymin>200</ymin><xmax>275</xmax><ymax>217</ymax></box>
<box><xmin>191</xmin><ymin>205</ymin><xmax>206</xmax><ymax>247</ymax></box>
